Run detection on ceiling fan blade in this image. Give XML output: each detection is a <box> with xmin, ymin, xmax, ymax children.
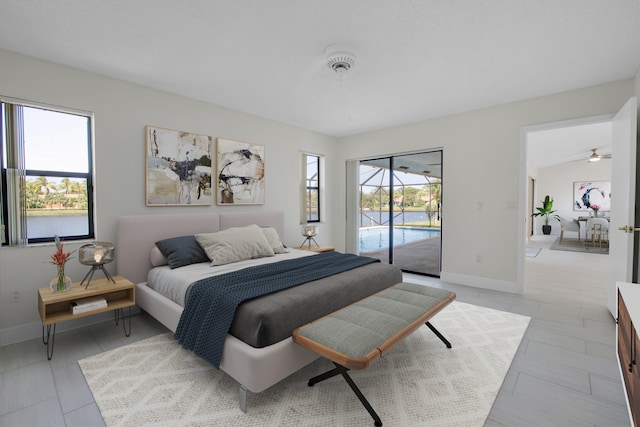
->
<box><xmin>587</xmin><ymin>148</ymin><xmax>612</xmax><ymax>162</ymax></box>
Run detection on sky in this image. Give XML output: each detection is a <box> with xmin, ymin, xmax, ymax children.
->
<box><xmin>23</xmin><ymin>106</ymin><xmax>89</xmax><ymax>173</ymax></box>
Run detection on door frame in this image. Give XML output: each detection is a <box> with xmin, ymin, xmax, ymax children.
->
<box><xmin>518</xmin><ymin>114</ymin><xmax>615</xmax><ymax>292</ymax></box>
<box><xmin>528</xmin><ymin>176</ymin><xmax>534</xmax><ymax>239</ymax></box>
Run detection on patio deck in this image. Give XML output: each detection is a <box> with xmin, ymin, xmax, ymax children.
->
<box><xmin>360</xmin><ymin>236</ymin><xmax>441</xmax><ymax>276</ymax></box>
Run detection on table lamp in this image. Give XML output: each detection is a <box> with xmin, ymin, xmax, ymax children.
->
<box><xmin>300</xmin><ymin>224</ymin><xmax>319</xmax><ymax>248</ymax></box>
<box><xmin>78</xmin><ymin>242</ymin><xmax>115</xmax><ymax>288</ymax></box>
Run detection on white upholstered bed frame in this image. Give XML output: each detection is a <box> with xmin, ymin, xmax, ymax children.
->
<box><xmin>116</xmin><ymin>211</ymin><xmax>319</xmax><ymax>411</ymax></box>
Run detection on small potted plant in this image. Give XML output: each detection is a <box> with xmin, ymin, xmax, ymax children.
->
<box><xmin>531</xmin><ymin>195</ymin><xmax>560</xmax><ymax>235</ymax></box>
<box><xmin>49</xmin><ymin>235</ymin><xmax>74</xmax><ymax>292</ymax></box>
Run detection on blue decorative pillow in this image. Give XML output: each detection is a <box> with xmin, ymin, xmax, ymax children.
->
<box><xmin>155</xmin><ymin>235</ymin><xmax>209</xmax><ymax>269</ymax></box>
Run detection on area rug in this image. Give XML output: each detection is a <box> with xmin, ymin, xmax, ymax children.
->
<box><xmin>526</xmin><ymin>247</ymin><xmax>541</xmax><ymax>257</ymax></box>
<box><xmin>549</xmin><ymin>237</ymin><xmax>608</xmax><ymax>254</ymax></box>
<box><xmin>79</xmin><ymin>301</ymin><xmax>530</xmax><ymax>427</ymax></box>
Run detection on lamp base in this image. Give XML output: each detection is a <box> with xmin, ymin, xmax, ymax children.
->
<box><xmin>80</xmin><ymin>265</ymin><xmax>116</xmax><ymax>289</ymax></box>
<box><xmin>300</xmin><ymin>236</ymin><xmax>319</xmax><ymax>249</ymax></box>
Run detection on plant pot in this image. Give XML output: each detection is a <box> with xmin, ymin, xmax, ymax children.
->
<box><xmin>542</xmin><ymin>225</ymin><xmax>552</xmax><ymax>235</ymax></box>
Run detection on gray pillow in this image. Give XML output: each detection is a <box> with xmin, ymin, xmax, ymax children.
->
<box><xmin>196</xmin><ymin>224</ymin><xmax>275</xmax><ymax>266</ymax></box>
<box><xmin>155</xmin><ymin>235</ymin><xmax>209</xmax><ymax>269</ymax></box>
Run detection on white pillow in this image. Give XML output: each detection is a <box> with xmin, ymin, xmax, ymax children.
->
<box><xmin>195</xmin><ymin>224</ymin><xmax>275</xmax><ymax>266</ymax></box>
<box><xmin>261</xmin><ymin>227</ymin><xmax>289</xmax><ymax>254</ymax></box>
<box><xmin>150</xmin><ymin>246</ymin><xmax>168</xmax><ymax>267</ymax></box>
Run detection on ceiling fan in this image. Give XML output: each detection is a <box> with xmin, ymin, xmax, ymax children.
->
<box><xmin>588</xmin><ymin>148</ymin><xmax>611</xmax><ymax>162</ymax></box>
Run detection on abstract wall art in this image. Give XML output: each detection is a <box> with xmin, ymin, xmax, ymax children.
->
<box><xmin>216</xmin><ymin>138</ymin><xmax>265</xmax><ymax>205</ymax></box>
<box><xmin>146</xmin><ymin>126</ymin><xmax>213</xmax><ymax>206</ymax></box>
<box><xmin>573</xmin><ymin>181</ymin><xmax>611</xmax><ymax>211</ymax></box>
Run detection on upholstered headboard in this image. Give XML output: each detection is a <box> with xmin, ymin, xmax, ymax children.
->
<box><xmin>116</xmin><ymin>211</ymin><xmax>285</xmax><ymax>285</ymax></box>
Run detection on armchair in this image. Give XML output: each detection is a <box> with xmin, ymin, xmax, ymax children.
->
<box><xmin>559</xmin><ymin>216</ymin><xmax>580</xmax><ymax>243</ymax></box>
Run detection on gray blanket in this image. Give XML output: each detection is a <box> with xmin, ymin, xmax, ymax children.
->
<box><xmin>174</xmin><ymin>252</ymin><xmax>379</xmax><ymax>368</ymax></box>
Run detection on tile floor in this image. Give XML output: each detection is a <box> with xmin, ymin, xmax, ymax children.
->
<box><xmin>410</xmin><ymin>235</ymin><xmax>630</xmax><ymax>426</ymax></box>
<box><xmin>0</xmin><ymin>235</ymin><xmax>631</xmax><ymax>426</ymax></box>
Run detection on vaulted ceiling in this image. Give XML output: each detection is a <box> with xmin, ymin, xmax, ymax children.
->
<box><xmin>0</xmin><ymin>1</ymin><xmax>639</xmax><ymax>142</ymax></box>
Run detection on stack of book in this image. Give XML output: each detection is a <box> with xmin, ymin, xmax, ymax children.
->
<box><xmin>70</xmin><ymin>296</ymin><xmax>107</xmax><ymax>314</ymax></box>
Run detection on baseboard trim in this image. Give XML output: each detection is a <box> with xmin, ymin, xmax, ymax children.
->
<box><xmin>440</xmin><ymin>271</ymin><xmax>522</xmax><ymax>294</ymax></box>
<box><xmin>0</xmin><ymin>306</ymin><xmax>141</xmax><ymax>347</ymax></box>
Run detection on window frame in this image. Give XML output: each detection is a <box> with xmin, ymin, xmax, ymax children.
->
<box><xmin>303</xmin><ymin>153</ymin><xmax>321</xmax><ymax>224</ymax></box>
<box><xmin>1</xmin><ymin>97</ymin><xmax>95</xmax><ymax>245</ymax></box>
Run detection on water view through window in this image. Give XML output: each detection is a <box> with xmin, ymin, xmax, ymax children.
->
<box><xmin>23</xmin><ymin>107</ymin><xmax>91</xmax><ymax>241</ymax></box>
<box><xmin>2</xmin><ymin>102</ymin><xmax>93</xmax><ymax>243</ymax></box>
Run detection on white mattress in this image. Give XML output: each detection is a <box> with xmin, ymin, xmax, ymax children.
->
<box><xmin>147</xmin><ymin>249</ymin><xmax>316</xmax><ymax>306</ymax></box>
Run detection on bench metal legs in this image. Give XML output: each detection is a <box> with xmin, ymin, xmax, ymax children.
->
<box><xmin>426</xmin><ymin>321</ymin><xmax>451</xmax><ymax>348</ymax></box>
<box><xmin>307</xmin><ymin>321</ymin><xmax>451</xmax><ymax>426</ymax></box>
<box><xmin>309</xmin><ymin>362</ymin><xmax>383</xmax><ymax>426</ymax></box>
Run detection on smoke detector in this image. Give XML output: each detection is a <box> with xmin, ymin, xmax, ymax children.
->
<box><xmin>325</xmin><ymin>44</ymin><xmax>356</xmax><ymax>76</ymax></box>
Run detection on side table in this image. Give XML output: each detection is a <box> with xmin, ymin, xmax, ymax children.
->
<box><xmin>37</xmin><ymin>275</ymin><xmax>136</xmax><ymax>359</ymax></box>
<box><xmin>294</xmin><ymin>245</ymin><xmax>336</xmax><ymax>253</ymax></box>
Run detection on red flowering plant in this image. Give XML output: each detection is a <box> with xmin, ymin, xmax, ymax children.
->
<box><xmin>50</xmin><ymin>235</ymin><xmax>74</xmax><ymax>291</ymax></box>
<box><xmin>590</xmin><ymin>204</ymin><xmax>601</xmax><ymax>217</ymax></box>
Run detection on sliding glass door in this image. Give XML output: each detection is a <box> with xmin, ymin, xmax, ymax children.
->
<box><xmin>358</xmin><ymin>151</ymin><xmax>442</xmax><ymax>276</ymax></box>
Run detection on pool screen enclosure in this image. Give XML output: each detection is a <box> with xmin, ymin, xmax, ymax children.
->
<box><xmin>358</xmin><ymin>150</ymin><xmax>442</xmax><ymax>277</ymax></box>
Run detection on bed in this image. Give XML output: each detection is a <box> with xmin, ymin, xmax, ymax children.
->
<box><xmin>116</xmin><ymin>211</ymin><xmax>402</xmax><ymax>411</ymax></box>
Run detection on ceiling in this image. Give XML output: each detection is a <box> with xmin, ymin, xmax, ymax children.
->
<box><xmin>0</xmin><ymin>1</ymin><xmax>639</xmax><ymax>141</ymax></box>
<box><xmin>527</xmin><ymin>121</ymin><xmax>613</xmax><ymax>170</ymax></box>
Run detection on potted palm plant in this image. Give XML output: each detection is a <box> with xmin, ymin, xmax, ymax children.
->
<box><xmin>531</xmin><ymin>195</ymin><xmax>560</xmax><ymax>235</ymax></box>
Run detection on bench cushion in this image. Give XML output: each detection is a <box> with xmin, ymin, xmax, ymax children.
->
<box><xmin>292</xmin><ymin>282</ymin><xmax>455</xmax><ymax>370</ymax></box>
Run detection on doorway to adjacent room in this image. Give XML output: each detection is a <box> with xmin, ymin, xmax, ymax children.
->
<box><xmin>521</xmin><ymin>97</ymin><xmax>637</xmax><ymax>316</ymax></box>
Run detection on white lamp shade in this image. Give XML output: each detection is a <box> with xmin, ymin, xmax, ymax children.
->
<box><xmin>79</xmin><ymin>242</ymin><xmax>115</xmax><ymax>266</ymax></box>
<box><xmin>301</xmin><ymin>224</ymin><xmax>318</xmax><ymax>237</ymax></box>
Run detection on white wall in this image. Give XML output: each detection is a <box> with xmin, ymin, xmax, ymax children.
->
<box><xmin>532</xmin><ymin>160</ymin><xmax>612</xmax><ymax>236</ymax></box>
<box><xmin>337</xmin><ymin>80</ymin><xmax>634</xmax><ymax>293</ymax></box>
<box><xmin>0</xmin><ymin>49</ymin><xmax>339</xmax><ymax>343</ymax></box>
<box><xmin>0</xmin><ymin>46</ymin><xmax>637</xmax><ymax>344</ymax></box>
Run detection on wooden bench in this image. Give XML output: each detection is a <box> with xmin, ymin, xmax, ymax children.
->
<box><xmin>292</xmin><ymin>282</ymin><xmax>456</xmax><ymax>426</ymax></box>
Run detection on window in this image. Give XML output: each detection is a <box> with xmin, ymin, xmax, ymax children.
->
<box><xmin>303</xmin><ymin>153</ymin><xmax>320</xmax><ymax>223</ymax></box>
<box><xmin>1</xmin><ymin>98</ymin><xmax>94</xmax><ymax>245</ymax></box>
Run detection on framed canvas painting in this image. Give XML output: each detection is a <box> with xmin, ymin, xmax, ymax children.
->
<box><xmin>573</xmin><ymin>181</ymin><xmax>611</xmax><ymax>211</ymax></box>
<box><xmin>216</xmin><ymin>138</ymin><xmax>265</xmax><ymax>205</ymax></box>
<box><xmin>146</xmin><ymin>126</ymin><xmax>213</xmax><ymax>206</ymax></box>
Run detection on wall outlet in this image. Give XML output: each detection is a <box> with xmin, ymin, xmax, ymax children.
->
<box><xmin>476</xmin><ymin>254</ymin><xmax>483</xmax><ymax>263</ymax></box>
<box><xmin>12</xmin><ymin>289</ymin><xmax>20</xmax><ymax>303</ymax></box>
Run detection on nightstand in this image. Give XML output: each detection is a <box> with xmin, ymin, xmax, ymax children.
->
<box><xmin>38</xmin><ymin>275</ymin><xmax>136</xmax><ymax>359</ymax></box>
<box><xmin>294</xmin><ymin>245</ymin><xmax>335</xmax><ymax>253</ymax></box>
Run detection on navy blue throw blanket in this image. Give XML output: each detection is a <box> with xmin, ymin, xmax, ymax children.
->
<box><xmin>175</xmin><ymin>252</ymin><xmax>379</xmax><ymax>368</ymax></box>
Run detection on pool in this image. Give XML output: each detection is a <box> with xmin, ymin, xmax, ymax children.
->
<box><xmin>359</xmin><ymin>226</ymin><xmax>441</xmax><ymax>253</ymax></box>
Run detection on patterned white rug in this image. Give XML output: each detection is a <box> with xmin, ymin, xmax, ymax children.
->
<box><xmin>549</xmin><ymin>237</ymin><xmax>609</xmax><ymax>254</ymax></box>
<box><xmin>79</xmin><ymin>301</ymin><xmax>530</xmax><ymax>427</ymax></box>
